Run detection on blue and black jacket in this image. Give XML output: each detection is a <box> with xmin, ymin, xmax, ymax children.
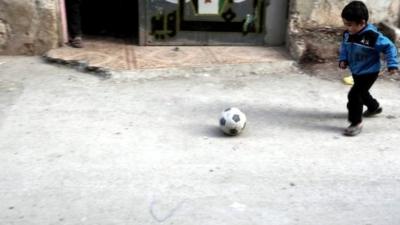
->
<box><xmin>339</xmin><ymin>23</ymin><xmax>398</xmax><ymax>76</ymax></box>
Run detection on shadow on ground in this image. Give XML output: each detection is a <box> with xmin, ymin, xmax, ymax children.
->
<box><xmin>186</xmin><ymin>103</ymin><xmax>347</xmax><ymax>138</ymax></box>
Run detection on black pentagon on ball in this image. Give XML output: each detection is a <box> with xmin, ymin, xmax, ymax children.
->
<box><xmin>224</xmin><ymin>108</ymin><xmax>231</xmax><ymax>112</ymax></box>
<box><xmin>229</xmin><ymin>129</ymin><xmax>238</xmax><ymax>135</ymax></box>
<box><xmin>220</xmin><ymin>117</ymin><xmax>226</xmax><ymax>126</ymax></box>
<box><xmin>232</xmin><ymin>114</ymin><xmax>240</xmax><ymax>122</ymax></box>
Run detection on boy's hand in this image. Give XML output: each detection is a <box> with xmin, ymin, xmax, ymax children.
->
<box><xmin>388</xmin><ymin>68</ymin><xmax>399</xmax><ymax>75</ymax></box>
<box><xmin>339</xmin><ymin>61</ymin><xmax>348</xmax><ymax>69</ymax></box>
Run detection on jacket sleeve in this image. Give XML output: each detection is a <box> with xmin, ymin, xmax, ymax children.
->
<box><xmin>339</xmin><ymin>33</ymin><xmax>348</xmax><ymax>62</ymax></box>
<box><xmin>375</xmin><ymin>35</ymin><xmax>399</xmax><ymax>70</ymax></box>
<box><xmin>339</xmin><ymin>42</ymin><xmax>348</xmax><ymax>62</ymax></box>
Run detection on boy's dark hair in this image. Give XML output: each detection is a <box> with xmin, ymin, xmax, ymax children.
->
<box><xmin>341</xmin><ymin>1</ymin><xmax>369</xmax><ymax>24</ymax></box>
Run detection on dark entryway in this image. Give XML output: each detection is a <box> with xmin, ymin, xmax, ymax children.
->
<box><xmin>80</xmin><ymin>0</ymin><xmax>139</xmax><ymax>43</ymax></box>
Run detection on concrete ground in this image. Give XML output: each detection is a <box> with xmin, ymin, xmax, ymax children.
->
<box><xmin>1</xmin><ymin>55</ymin><xmax>400</xmax><ymax>225</ymax></box>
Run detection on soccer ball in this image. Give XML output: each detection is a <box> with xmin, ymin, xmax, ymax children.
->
<box><xmin>219</xmin><ymin>107</ymin><xmax>247</xmax><ymax>136</ymax></box>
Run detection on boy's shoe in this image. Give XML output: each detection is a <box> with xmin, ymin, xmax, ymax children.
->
<box><xmin>343</xmin><ymin>123</ymin><xmax>363</xmax><ymax>136</ymax></box>
<box><xmin>363</xmin><ymin>107</ymin><xmax>382</xmax><ymax>117</ymax></box>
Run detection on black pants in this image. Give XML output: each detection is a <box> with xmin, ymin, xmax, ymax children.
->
<box><xmin>347</xmin><ymin>73</ymin><xmax>380</xmax><ymax>125</ymax></box>
<box><xmin>66</xmin><ymin>0</ymin><xmax>82</xmax><ymax>38</ymax></box>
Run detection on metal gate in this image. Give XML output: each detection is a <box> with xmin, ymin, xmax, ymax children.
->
<box><xmin>141</xmin><ymin>0</ymin><xmax>269</xmax><ymax>45</ymax></box>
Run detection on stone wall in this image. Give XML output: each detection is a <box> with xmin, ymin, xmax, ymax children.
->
<box><xmin>0</xmin><ymin>0</ymin><xmax>61</xmax><ymax>55</ymax></box>
<box><xmin>293</xmin><ymin>0</ymin><xmax>399</xmax><ymax>28</ymax></box>
<box><xmin>288</xmin><ymin>0</ymin><xmax>400</xmax><ymax>62</ymax></box>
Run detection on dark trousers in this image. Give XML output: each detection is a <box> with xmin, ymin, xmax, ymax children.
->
<box><xmin>347</xmin><ymin>73</ymin><xmax>380</xmax><ymax>125</ymax></box>
<box><xmin>66</xmin><ymin>0</ymin><xmax>82</xmax><ymax>38</ymax></box>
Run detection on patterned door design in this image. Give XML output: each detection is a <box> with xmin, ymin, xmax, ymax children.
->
<box><xmin>146</xmin><ymin>0</ymin><xmax>267</xmax><ymax>45</ymax></box>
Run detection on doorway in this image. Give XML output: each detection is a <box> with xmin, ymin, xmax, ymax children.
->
<box><xmin>65</xmin><ymin>0</ymin><xmax>139</xmax><ymax>43</ymax></box>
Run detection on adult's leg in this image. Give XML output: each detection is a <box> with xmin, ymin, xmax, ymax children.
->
<box><xmin>66</xmin><ymin>0</ymin><xmax>82</xmax><ymax>38</ymax></box>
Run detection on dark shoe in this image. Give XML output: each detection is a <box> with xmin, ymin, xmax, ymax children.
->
<box><xmin>343</xmin><ymin>123</ymin><xmax>363</xmax><ymax>136</ymax></box>
<box><xmin>363</xmin><ymin>107</ymin><xmax>382</xmax><ymax>117</ymax></box>
<box><xmin>69</xmin><ymin>37</ymin><xmax>83</xmax><ymax>48</ymax></box>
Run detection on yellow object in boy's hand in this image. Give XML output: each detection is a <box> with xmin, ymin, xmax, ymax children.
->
<box><xmin>343</xmin><ymin>75</ymin><xmax>354</xmax><ymax>85</ymax></box>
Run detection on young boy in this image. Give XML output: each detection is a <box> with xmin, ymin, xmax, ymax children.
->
<box><xmin>339</xmin><ymin>1</ymin><xmax>398</xmax><ymax>136</ymax></box>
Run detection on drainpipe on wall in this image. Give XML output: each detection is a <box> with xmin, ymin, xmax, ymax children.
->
<box><xmin>58</xmin><ymin>0</ymin><xmax>68</xmax><ymax>44</ymax></box>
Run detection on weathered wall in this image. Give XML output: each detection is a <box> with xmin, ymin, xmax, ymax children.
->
<box><xmin>293</xmin><ymin>0</ymin><xmax>399</xmax><ymax>28</ymax></box>
<box><xmin>288</xmin><ymin>0</ymin><xmax>400</xmax><ymax>62</ymax></box>
<box><xmin>0</xmin><ymin>0</ymin><xmax>61</xmax><ymax>55</ymax></box>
